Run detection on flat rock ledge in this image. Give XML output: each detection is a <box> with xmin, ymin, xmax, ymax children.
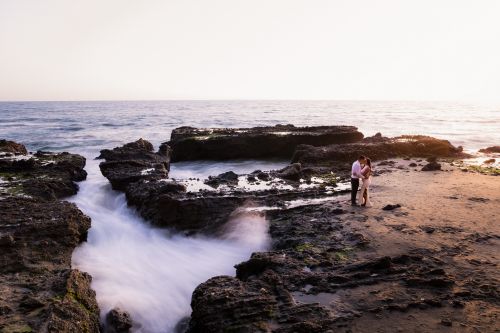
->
<box><xmin>167</xmin><ymin>124</ymin><xmax>364</xmax><ymax>161</ymax></box>
<box><xmin>292</xmin><ymin>134</ymin><xmax>467</xmax><ymax>167</ymax></box>
<box><xmin>0</xmin><ymin>140</ymin><xmax>100</xmax><ymax>332</ymax></box>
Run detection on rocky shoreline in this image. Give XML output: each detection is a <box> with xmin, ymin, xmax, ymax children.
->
<box><xmin>0</xmin><ymin>140</ymin><xmax>100</xmax><ymax>332</ymax></box>
<box><xmin>1</xmin><ymin>124</ymin><xmax>498</xmax><ymax>332</ymax></box>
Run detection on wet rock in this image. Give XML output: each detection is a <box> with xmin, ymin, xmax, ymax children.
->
<box><xmin>382</xmin><ymin>204</ymin><xmax>401</xmax><ymax>211</ymax></box>
<box><xmin>0</xmin><ymin>139</ymin><xmax>28</xmax><ymax>155</ymax></box>
<box><xmin>126</xmin><ymin>183</ymin><xmax>246</xmax><ymax>233</ymax></box>
<box><xmin>0</xmin><ymin>143</ymin><xmax>87</xmax><ymax>200</ymax></box>
<box><xmin>205</xmin><ymin>171</ymin><xmax>239</xmax><ymax>187</ymax></box>
<box><xmin>99</xmin><ymin>139</ymin><xmax>171</xmax><ymax>190</ymax></box>
<box><xmin>0</xmin><ymin>197</ymin><xmax>99</xmax><ymax>331</ymax></box>
<box><xmin>484</xmin><ymin>158</ymin><xmax>496</xmax><ymax>164</ymax></box>
<box><xmin>167</xmin><ymin>125</ymin><xmax>364</xmax><ymax>161</ymax></box>
<box><xmin>276</xmin><ymin>163</ymin><xmax>303</xmax><ymax>181</ymax></box>
<box><xmin>188</xmin><ymin>275</ymin><xmax>278</xmax><ymax>333</ymax></box>
<box><xmin>292</xmin><ymin>135</ymin><xmax>466</xmax><ymax>166</ymax></box>
<box><xmin>409</xmin><ymin>162</ymin><xmax>417</xmax><ymax>167</ymax></box>
<box><xmin>106</xmin><ymin>308</ymin><xmax>133</xmax><ymax>333</ymax></box>
<box><xmin>479</xmin><ymin>146</ymin><xmax>500</xmax><ymax>153</ymax></box>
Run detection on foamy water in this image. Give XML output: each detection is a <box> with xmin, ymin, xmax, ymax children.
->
<box><xmin>71</xmin><ymin>159</ymin><xmax>270</xmax><ymax>332</ymax></box>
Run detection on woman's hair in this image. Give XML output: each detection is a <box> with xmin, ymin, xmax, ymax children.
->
<box><xmin>366</xmin><ymin>158</ymin><xmax>372</xmax><ymax>168</ymax></box>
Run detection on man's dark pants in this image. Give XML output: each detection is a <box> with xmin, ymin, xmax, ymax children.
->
<box><xmin>351</xmin><ymin>178</ymin><xmax>359</xmax><ymax>205</ymax></box>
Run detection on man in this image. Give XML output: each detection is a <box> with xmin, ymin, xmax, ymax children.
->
<box><xmin>351</xmin><ymin>155</ymin><xmax>366</xmax><ymax>206</ymax></box>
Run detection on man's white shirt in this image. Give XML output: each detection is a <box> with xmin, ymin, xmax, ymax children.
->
<box><xmin>351</xmin><ymin>160</ymin><xmax>362</xmax><ymax>179</ymax></box>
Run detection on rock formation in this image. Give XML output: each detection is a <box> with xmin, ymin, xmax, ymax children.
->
<box><xmin>0</xmin><ymin>140</ymin><xmax>100</xmax><ymax>332</ymax></box>
<box><xmin>167</xmin><ymin>125</ymin><xmax>364</xmax><ymax>161</ymax></box>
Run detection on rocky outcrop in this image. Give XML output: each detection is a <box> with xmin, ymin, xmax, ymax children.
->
<box><xmin>0</xmin><ymin>140</ymin><xmax>99</xmax><ymax>332</ymax></box>
<box><xmin>125</xmin><ymin>180</ymin><xmax>247</xmax><ymax>233</ymax></box>
<box><xmin>0</xmin><ymin>148</ymin><xmax>87</xmax><ymax>201</ymax></box>
<box><xmin>479</xmin><ymin>146</ymin><xmax>500</xmax><ymax>154</ymax></box>
<box><xmin>167</xmin><ymin>125</ymin><xmax>364</xmax><ymax>161</ymax></box>
<box><xmin>292</xmin><ymin>135</ymin><xmax>466</xmax><ymax>167</ymax></box>
<box><xmin>0</xmin><ymin>197</ymin><xmax>99</xmax><ymax>332</ymax></box>
<box><xmin>98</xmin><ymin>138</ymin><xmax>172</xmax><ymax>191</ymax></box>
<box><xmin>0</xmin><ymin>139</ymin><xmax>28</xmax><ymax>155</ymax></box>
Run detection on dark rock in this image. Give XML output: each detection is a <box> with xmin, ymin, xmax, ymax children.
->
<box><xmin>106</xmin><ymin>308</ymin><xmax>133</xmax><ymax>333</ymax></box>
<box><xmin>468</xmin><ymin>197</ymin><xmax>489</xmax><ymax>203</ymax></box>
<box><xmin>0</xmin><ymin>144</ymin><xmax>87</xmax><ymax>200</ymax></box>
<box><xmin>484</xmin><ymin>158</ymin><xmax>496</xmax><ymax>164</ymax></box>
<box><xmin>0</xmin><ymin>197</ymin><xmax>99</xmax><ymax>331</ymax></box>
<box><xmin>125</xmin><ymin>180</ymin><xmax>246</xmax><ymax>233</ymax></box>
<box><xmin>188</xmin><ymin>275</ymin><xmax>278</xmax><ymax>333</ymax></box>
<box><xmin>0</xmin><ymin>139</ymin><xmax>28</xmax><ymax>155</ymax></box>
<box><xmin>276</xmin><ymin>163</ymin><xmax>303</xmax><ymax>181</ymax></box>
<box><xmin>479</xmin><ymin>146</ymin><xmax>500</xmax><ymax>154</ymax></box>
<box><xmin>409</xmin><ymin>162</ymin><xmax>417</xmax><ymax>167</ymax></box>
<box><xmin>382</xmin><ymin>204</ymin><xmax>401</xmax><ymax>211</ymax></box>
<box><xmin>441</xmin><ymin>318</ymin><xmax>453</xmax><ymax>326</ymax></box>
<box><xmin>167</xmin><ymin>125</ymin><xmax>364</xmax><ymax>161</ymax></box>
<box><xmin>292</xmin><ymin>135</ymin><xmax>466</xmax><ymax>166</ymax></box>
<box><xmin>363</xmin><ymin>132</ymin><xmax>387</xmax><ymax>143</ymax></box>
<box><xmin>98</xmin><ymin>139</ymin><xmax>171</xmax><ymax>190</ymax></box>
<box><xmin>205</xmin><ymin>171</ymin><xmax>239</xmax><ymax>187</ymax></box>
<box><xmin>421</xmin><ymin>161</ymin><xmax>441</xmax><ymax>171</ymax></box>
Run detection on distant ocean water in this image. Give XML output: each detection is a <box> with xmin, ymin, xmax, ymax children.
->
<box><xmin>1</xmin><ymin>100</ymin><xmax>499</xmax><ymax>154</ymax></box>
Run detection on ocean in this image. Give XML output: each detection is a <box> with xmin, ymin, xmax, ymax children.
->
<box><xmin>1</xmin><ymin>100</ymin><xmax>499</xmax><ymax>153</ymax></box>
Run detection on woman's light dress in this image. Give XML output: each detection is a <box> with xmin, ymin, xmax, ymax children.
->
<box><xmin>358</xmin><ymin>166</ymin><xmax>373</xmax><ymax>207</ymax></box>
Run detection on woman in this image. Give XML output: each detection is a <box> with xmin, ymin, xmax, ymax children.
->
<box><xmin>358</xmin><ymin>158</ymin><xmax>373</xmax><ymax>207</ymax></box>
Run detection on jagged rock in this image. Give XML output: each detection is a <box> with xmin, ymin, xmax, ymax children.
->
<box><xmin>0</xmin><ymin>197</ymin><xmax>99</xmax><ymax>331</ymax></box>
<box><xmin>479</xmin><ymin>146</ymin><xmax>500</xmax><ymax>154</ymax></box>
<box><xmin>106</xmin><ymin>308</ymin><xmax>133</xmax><ymax>333</ymax></box>
<box><xmin>292</xmin><ymin>135</ymin><xmax>466</xmax><ymax>166</ymax></box>
<box><xmin>167</xmin><ymin>125</ymin><xmax>364</xmax><ymax>161</ymax></box>
<box><xmin>0</xmin><ymin>143</ymin><xmax>87</xmax><ymax>200</ymax></box>
<box><xmin>0</xmin><ymin>139</ymin><xmax>28</xmax><ymax>155</ymax></box>
<box><xmin>188</xmin><ymin>275</ymin><xmax>279</xmax><ymax>333</ymax></box>
<box><xmin>125</xmin><ymin>180</ymin><xmax>246</xmax><ymax>233</ymax></box>
<box><xmin>98</xmin><ymin>139</ymin><xmax>171</xmax><ymax>191</ymax></box>
<box><xmin>276</xmin><ymin>163</ymin><xmax>302</xmax><ymax>181</ymax></box>
<box><xmin>205</xmin><ymin>171</ymin><xmax>239</xmax><ymax>187</ymax></box>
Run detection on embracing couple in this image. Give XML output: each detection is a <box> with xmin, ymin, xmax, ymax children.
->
<box><xmin>351</xmin><ymin>155</ymin><xmax>373</xmax><ymax>207</ymax></box>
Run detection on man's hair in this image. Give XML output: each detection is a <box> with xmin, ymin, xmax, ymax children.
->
<box><xmin>358</xmin><ymin>155</ymin><xmax>366</xmax><ymax>160</ymax></box>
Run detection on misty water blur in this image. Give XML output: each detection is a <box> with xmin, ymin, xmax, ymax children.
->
<box><xmin>71</xmin><ymin>159</ymin><xmax>270</xmax><ymax>332</ymax></box>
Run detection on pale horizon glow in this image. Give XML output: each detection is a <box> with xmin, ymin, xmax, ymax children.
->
<box><xmin>1</xmin><ymin>0</ymin><xmax>500</xmax><ymax>102</ymax></box>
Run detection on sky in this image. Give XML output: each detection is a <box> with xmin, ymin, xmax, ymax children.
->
<box><xmin>0</xmin><ymin>0</ymin><xmax>499</xmax><ymax>101</ymax></box>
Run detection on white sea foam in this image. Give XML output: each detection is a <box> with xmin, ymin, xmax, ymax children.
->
<box><xmin>71</xmin><ymin>159</ymin><xmax>270</xmax><ymax>333</ymax></box>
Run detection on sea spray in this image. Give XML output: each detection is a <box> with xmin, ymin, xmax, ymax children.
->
<box><xmin>71</xmin><ymin>159</ymin><xmax>271</xmax><ymax>333</ymax></box>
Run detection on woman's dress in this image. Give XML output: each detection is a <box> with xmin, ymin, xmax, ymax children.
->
<box><xmin>358</xmin><ymin>166</ymin><xmax>373</xmax><ymax>207</ymax></box>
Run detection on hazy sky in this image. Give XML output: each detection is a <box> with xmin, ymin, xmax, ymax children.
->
<box><xmin>1</xmin><ymin>0</ymin><xmax>499</xmax><ymax>101</ymax></box>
